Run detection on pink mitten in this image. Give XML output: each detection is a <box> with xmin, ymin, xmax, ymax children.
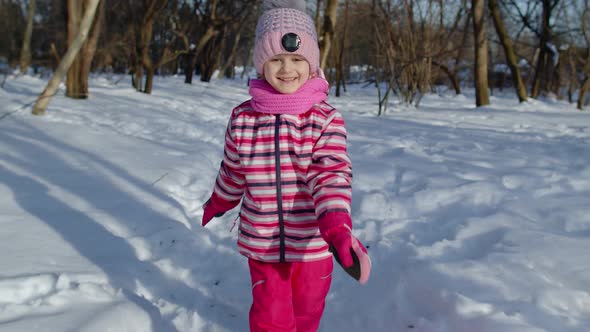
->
<box><xmin>201</xmin><ymin>193</ymin><xmax>239</xmax><ymax>227</ymax></box>
<box><xmin>322</xmin><ymin>224</ymin><xmax>371</xmax><ymax>284</ymax></box>
<box><xmin>202</xmin><ymin>200</ymin><xmax>224</xmax><ymax>227</ymax></box>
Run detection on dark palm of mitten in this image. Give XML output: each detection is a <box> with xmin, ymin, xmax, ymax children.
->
<box><xmin>328</xmin><ymin>229</ymin><xmax>371</xmax><ymax>284</ymax></box>
<box><xmin>329</xmin><ymin>245</ymin><xmax>361</xmax><ymax>281</ymax></box>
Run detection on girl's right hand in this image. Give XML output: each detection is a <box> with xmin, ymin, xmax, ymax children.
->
<box><xmin>202</xmin><ymin>198</ymin><xmax>225</xmax><ymax>227</ymax></box>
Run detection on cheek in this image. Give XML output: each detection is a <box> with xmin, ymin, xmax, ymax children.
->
<box><xmin>297</xmin><ymin>63</ymin><xmax>310</xmax><ymax>79</ymax></box>
<box><xmin>263</xmin><ymin>63</ymin><xmax>276</xmax><ymax>80</ymax></box>
<box><xmin>302</xmin><ymin>69</ymin><xmax>311</xmax><ymax>80</ymax></box>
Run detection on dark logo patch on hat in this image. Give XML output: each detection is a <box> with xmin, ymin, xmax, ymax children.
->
<box><xmin>281</xmin><ymin>33</ymin><xmax>301</xmax><ymax>52</ymax></box>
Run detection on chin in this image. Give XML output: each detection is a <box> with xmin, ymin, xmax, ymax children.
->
<box><xmin>273</xmin><ymin>83</ymin><xmax>302</xmax><ymax>94</ymax></box>
<box><xmin>280</xmin><ymin>87</ymin><xmax>300</xmax><ymax>94</ymax></box>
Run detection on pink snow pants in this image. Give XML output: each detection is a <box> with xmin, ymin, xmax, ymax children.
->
<box><xmin>248</xmin><ymin>258</ymin><xmax>333</xmax><ymax>332</ymax></box>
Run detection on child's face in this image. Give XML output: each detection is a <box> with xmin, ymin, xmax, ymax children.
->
<box><xmin>263</xmin><ymin>54</ymin><xmax>310</xmax><ymax>94</ymax></box>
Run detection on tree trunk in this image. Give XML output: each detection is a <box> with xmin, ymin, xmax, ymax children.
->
<box><xmin>81</xmin><ymin>0</ymin><xmax>103</xmax><ymax>89</ymax></box>
<box><xmin>578</xmin><ymin>78</ymin><xmax>590</xmax><ymax>110</ymax></box>
<box><xmin>315</xmin><ymin>0</ymin><xmax>322</xmax><ymax>35</ymax></box>
<box><xmin>566</xmin><ymin>47</ymin><xmax>576</xmax><ymax>104</ymax></box>
<box><xmin>488</xmin><ymin>0</ymin><xmax>527</xmax><ymax>102</ymax></box>
<box><xmin>32</xmin><ymin>0</ymin><xmax>101</xmax><ymax>115</ymax></box>
<box><xmin>184</xmin><ymin>50</ymin><xmax>196</xmax><ymax>84</ymax></box>
<box><xmin>241</xmin><ymin>48</ymin><xmax>254</xmax><ymax>80</ymax></box>
<box><xmin>135</xmin><ymin>0</ymin><xmax>168</xmax><ymax>93</ymax></box>
<box><xmin>19</xmin><ymin>0</ymin><xmax>37</xmax><ymax>74</ymax></box>
<box><xmin>66</xmin><ymin>0</ymin><xmax>104</xmax><ymax>99</ymax></box>
<box><xmin>217</xmin><ymin>9</ymin><xmax>253</xmax><ymax>79</ymax></box>
<box><xmin>50</xmin><ymin>43</ymin><xmax>61</xmax><ymax>65</ymax></box>
<box><xmin>66</xmin><ymin>0</ymin><xmax>82</xmax><ymax>97</ymax></box>
<box><xmin>578</xmin><ymin>2</ymin><xmax>590</xmax><ymax>109</ymax></box>
<box><xmin>577</xmin><ymin>49</ymin><xmax>590</xmax><ymax>110</ymax></box>
<box><xmin>319</xmin><ymin>0</ymin><xmax>338</xmax><ymax>71</ymax></box>
<box><xmin>217</xmin><ymin>32</ymin><xmax>240</xmax><ymax>79</ymax></box>
<box><xmin>134</xmin><ymin>63</ymin><xmax>144</xmax><ymax>91</ymax></box>
<box><xmin>449</xmin><ymin>7</ymin><xmax>472</xmax><ymax>96</ymax></box>
<box><xmin>185</xmin><ymin>0</ymin><xmax>219</xmax><ymax>84</ymax></box>
<box><xmin>530</xmin><ymin>0</ymin><xmax>554</xmax><ymax>99</ymax></box>
<box><xmin>200</xmin><ymin>36</ymin><xmax>220</xmax><ymax>82</ymax></box>
<box><xmin>472</xmin><ymin>0</ymin><xmax>489</xmax><ymax>106</ymax></box>
<box><xmin>138</xmin><ymin>18</ymin><xmax>154</xmax><ymax>92</ymax></box>
<box><xmin>335</xmin><ymin>0</ymin><xmax>349</xmax><ymax>97</ymax></box>
<box><xmin>434</xmin><ymin>61</ymin><xmax>461</xmax><ymax>95</ymax></box>
<box><xmin>550</xmin><ymin>49</ymin><xmax>564</xmax><ymax>98</ymax></box>
<box><xmin>144</xmin><ymin>67</ymin><xmax>155</xmax><ymax>94</ymax></box>
<box><xmin>185</xmin><ymin>25</ymin><xmax>217</xmax><ymax>84</ymax></box>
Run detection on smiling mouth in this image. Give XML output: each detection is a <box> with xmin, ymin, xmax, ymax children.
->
<box><xmin>278</xmin><ymin>77</ymin><xmax>297</xmax><ymax>82</ymax></box>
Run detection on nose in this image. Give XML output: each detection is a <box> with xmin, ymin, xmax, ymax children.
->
<box><xmin>280</xmin><ymin>59</ymin><xmax>293</xmax><ymax>72</ymax></box>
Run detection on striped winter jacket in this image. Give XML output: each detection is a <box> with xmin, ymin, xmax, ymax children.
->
<box><xmin>211</xmin><ymin>99</ymin><xmax>353</xmax><ymax>263</ymax></box>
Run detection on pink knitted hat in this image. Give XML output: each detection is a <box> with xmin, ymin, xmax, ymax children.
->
<box><xmin>253</xmin><ymin>0</ymin><xmax>320</xmax><ymax>75</ymax></box>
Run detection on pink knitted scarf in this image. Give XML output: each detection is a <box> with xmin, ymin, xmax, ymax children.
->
<box><xmin>249</xmin><ymin>78</ymin><xmax>329</xmax><ymax>115</ymax></box>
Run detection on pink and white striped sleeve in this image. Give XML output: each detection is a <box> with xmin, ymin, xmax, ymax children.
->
<box><xmin>212</xmin><ymin>115</ymin><xmax>246</xmax><ymax>205</ymax></box>
<box><xmin>308</xmin><ymin>111</ymin><xmax>353</xmax><ymax>228</ymax></box>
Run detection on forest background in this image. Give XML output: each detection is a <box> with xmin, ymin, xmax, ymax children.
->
<box><xmin>0</xmin><ymin>0</ymin><xmax>588</xmax><ymax>113</ymax></box>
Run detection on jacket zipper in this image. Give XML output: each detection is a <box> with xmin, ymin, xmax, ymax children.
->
<box><xmin>274</xmin><ymin>115</ymin><xmax>286</xmax><ymax>262</ymax></box>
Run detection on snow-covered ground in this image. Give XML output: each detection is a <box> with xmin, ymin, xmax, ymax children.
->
<box><xmin>0</xmin><ymin>74</ymin><xmax>589</xmax><ymax>332</ymax></box>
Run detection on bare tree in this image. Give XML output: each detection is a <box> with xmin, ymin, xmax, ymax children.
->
<box><xmin>544</xmin><ymin>0</ymin><xmax>582</xmax><ymax>102</ymax></box>
<box><xmin>0</xmin><ymin>1</ymin><xmax>25</xmax><ymax>67</ymax></box>
<box><xmin>185</xmin><ymin>0</ymin><xmax>221</xmax><ymax>84</ymax></box>
<box><xmin>145</xmin><ymin>0</ymin><xmax>197</xmax><ymax>92</ymax></box>
<box><xmin>32</xmin><ymin>0</ymin><xmax>101</xmax><ymax>115</ymax></box>
<box><xmin>192</xmin><ymin>0</ymin><xmax>256</xmax><ymax>83</ymax></box>
<box><xmin>472</xmin><ymin>0</ymin><xmax>489</xmax><ymax>106</ymax></box>
<box><xmin>315</xmin><ymin>0</ymin><xmax>323</xmax><ymax>34</ymax></box>
<box><xmin>530</xmin><ymin>0</ymin><xmax>560</xmax><ymax>98</ymax></box>
<box><xmin>319</xmin><ymin>0</ymin><xmax>338</xmax><ymax>70</ymax></box>
<box><xmin>578</xmin><ymin>0</ymin><xmax>590</xmax><ymax>110</ymax></box>
<box><xmin>217</xmin><ymin>6</ymin><xmax>256</xmax><ymax>79</ymax></box>
<box><xmin>334</xmin><ymin>0</ymin><xmax>350</xmax><ymax>97</ymax></box>
<box><xmin>550</xmin><ymin>46</ymin><xmax>572</xmax><ymax>100</ymax></box>
<box><xmin>488</xmin><ymin>0</ymin><xmax>527</xmax><ymax>102</ymax></box>
<box><xmin>366</xmin><ymin>0</ymin><xmax>469</xmax><ymax>110</ymax></box>
<box><xmin>19</xmin><ymin>0</ymin><xmax>37</xmax><ymax>74</ymax></box>
<box><xmin>134</xmin><ymin>0</ymin><xmax>168</xmax><ymax>93</ymax></box>
<box><xmin>90</xmin><ymin>0</ymin><xmax>131</xmax><ymax>78</ymax></box>
<box><xmin>66</xmin><ymin>0</ymin><xmax>104</xmax><ymax>99</ymax></box>
<box><xmin>122</xmin><ymin>0</ymin><xmax>192</xmax><ymax>93</ymax></box>
<box><xmin>506</xmin><ymin>0</ymin><xmax>561</xmax><ymax>98</ymax></box>
<box><xmin>371</xmin><ymin>0</ymin><xmax>396</xmax><ymax>115</ymax></box>
<box><xmin>433</xmin><ymin>0</ymin><xmax>471</xmax><ymax>95</ymax></box>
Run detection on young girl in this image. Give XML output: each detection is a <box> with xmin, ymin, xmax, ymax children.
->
<box><xmin>202</xmin><ymin>1</ymin><xmax>371</xmax><ymax>331</ymax></box>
